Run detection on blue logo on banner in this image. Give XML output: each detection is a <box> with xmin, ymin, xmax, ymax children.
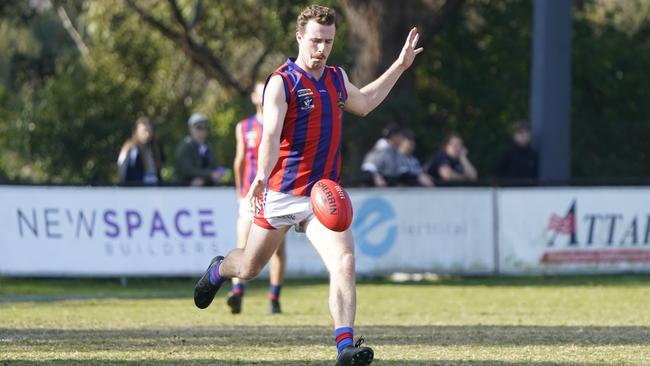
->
<box><xmin>353</xmin><ymin>197</ymin><xmax>397</xmax><ymax>258</ymax></box>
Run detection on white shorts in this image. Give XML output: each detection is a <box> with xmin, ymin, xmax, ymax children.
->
<box><xmin>254</xmin><ymin>189</ymin><xmax>314</xmax><ymax>230</ymax></box>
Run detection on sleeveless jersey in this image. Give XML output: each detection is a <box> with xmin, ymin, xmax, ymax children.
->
<box><xmin>264</xmin><ymin>57</ymin><xmax>348</xmax><ymax>197</ymax></box>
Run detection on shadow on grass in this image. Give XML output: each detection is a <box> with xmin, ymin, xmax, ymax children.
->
<box><xmin>0</xmin><ymin>360</ymin><xmax>630</xmax><ymax>366</ymax></box>
<box><xmin>2</xmin><ymin>325</ymin><xmax>649</xmax><ymax>347</ymax></box>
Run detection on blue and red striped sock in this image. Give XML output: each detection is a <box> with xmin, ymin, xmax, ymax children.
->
<box><xmin>334</xmin><ymin>327</ymin><xmax>354</xmax><ymax>354</ymax></box>
<box><xmin>232</xmin><ymin>283</ymin><xmax>245</xmax><ymax>296</ymax></box>
<box><xmin>268</xmin><ymin>284</ymin><xmax>282</xmax><ymax>301</ymax></box>
<box><xmin>208</xmin><ymin>258</ymin><xmax>226</xmax><ymax>286</ymax></box>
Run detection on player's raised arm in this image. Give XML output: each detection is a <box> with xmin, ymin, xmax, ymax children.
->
<box><xmin>343</xmin><ymin>27</ymin><xmax>423</xmax><ymax>117</ymax></box>
<box><xmin>247</xmin><ymin>75</ymin><xmax>288</xmax><ymax>209</ymax></box>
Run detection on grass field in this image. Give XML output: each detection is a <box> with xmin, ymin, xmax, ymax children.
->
<box><xmin>1</xmin><ymin>275</ymin><xmax>649</xmax><ymax>365</ymax></box>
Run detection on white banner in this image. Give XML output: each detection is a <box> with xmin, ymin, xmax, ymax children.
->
<box><xmin>285</xmin><ymin>188</ymin><xmax>496</xmax><ymax>275</ymax></box>
<box><xmin>0</xmin><ymin>186</ymin><xmax>496</xmax><ymax>276</ymax></box>
<box><xmin>0</xmin><ymin>186</ymin><xmax>238</xmax><ymax>276</ymax></box>
<box><xmin>498</xmin><ymin>187</ymin><xmax>650</xmax><ymax>274</ymax></box>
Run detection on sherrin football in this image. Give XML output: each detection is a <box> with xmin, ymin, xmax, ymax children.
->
<box><xmin>310</xmin><ymin>179</ymin><xmax>353</xmax><ymax>232</ymax></box>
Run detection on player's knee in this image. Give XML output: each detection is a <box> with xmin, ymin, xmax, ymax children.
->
<box><xmin>335</xmin><ymin>251</ymin><xmax>355</xmax><ymax>272</ymax></box>
<box><xmin>237</xmin><ymin>263</ymin><xmax>263</xmax><ymax>281</ymax></box>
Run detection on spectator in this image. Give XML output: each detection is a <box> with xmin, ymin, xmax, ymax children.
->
<box><xmin>361</xmin><ymin>124</ymin><xmax>405</xmax><ymax>187</ymax></box>
<box><xmin>426</xmin><ymin>132</ymin><xmax>478</xmax><ymax>182</ymax></box>
<box><xmin>117</xmin><ymin>116</ymin><xmax>162</xmax><ymax>186</ymax></box>
<box><xmin>175</xmin><ymin>113</ymin><xmax>226</xmax><ymax>186</ymax></box>
<box><xmin>494</xmin><ymin>121</ymin><xmax>538</xmax><ymax>183</ymax></box>
<box><xmin>396</xmin><ymin>129</ymin><xmax>434</xmax><ymax>187</ymax></box>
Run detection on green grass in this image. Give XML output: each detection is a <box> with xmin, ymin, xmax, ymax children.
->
<box><xmin>1</xmin><ymin>275</ymin><xmax>650</xmax><ymax>365</ymax></box>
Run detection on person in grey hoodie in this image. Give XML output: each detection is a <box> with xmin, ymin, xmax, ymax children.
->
<box><xmin>361</xmin><ymin>124</ymin><xmax>405</xmax><ymax>187</ymax></box>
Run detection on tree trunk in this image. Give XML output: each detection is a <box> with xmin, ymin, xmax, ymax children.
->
<box><xmin>338</xmin><ymin>0</ymin><xmax>463</xmax><ymax>183</ymax></box>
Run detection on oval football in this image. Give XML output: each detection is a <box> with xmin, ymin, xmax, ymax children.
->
<box><xmin>310</xmin><ymin>179</ymin><xmax>353</xmax><ymax>232</ymax></box>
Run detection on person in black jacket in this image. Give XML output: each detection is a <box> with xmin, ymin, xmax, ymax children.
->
<box><xmin>425</xmin><ymin>132</ymin><xmax>478</xmax><ymax>183</ymax></box>
<box><xmin>494</xmin><ymin>121</ymin><xmax>539</xmax><ymax>184</ymax></box>
<box><xmin>117</xmin><ymin>117</ymin><xmax>163</xmax><ymax>186</ymax></box>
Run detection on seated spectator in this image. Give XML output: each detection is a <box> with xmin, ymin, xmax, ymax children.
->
<box><xmin>361</xmin><ymin>124</ymin><xmax>405</xmax><ymax>187</ymax></box>
<box><xmin>494</xmin><ymin>121</ymin><xmax>538</xmax><ymax>183</ymax></box>
<box><xmin>426</xmin><ymin>132</ymin><xmax>478</xmax><ymax>182</ymax></box>
<box><xmin>175</xmin><ymin>113</ymin><xmax>226</xmax><ymax>186</ymax></box>
<box><xmin>117</xmin><ymin>117</ymin><xmax>162</xmax><ymax>186</ymax></box>
<box><xmin>396</xmin><ymin>129</ymin><xmax>434</xmax><ymax>187</ymax></box>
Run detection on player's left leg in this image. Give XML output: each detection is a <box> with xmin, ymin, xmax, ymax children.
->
<box><xmin>268</xmin><ymin>238</ymin><xmax>286</xmax><ymax>314</ymax></box>
<box><xmin>305</xmin><ymin>217</ymin><xmax>373</xmax><ymax>365</ymax></box>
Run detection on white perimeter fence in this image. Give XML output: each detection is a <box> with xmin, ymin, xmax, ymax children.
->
<box><xmin>1</xmin><ymin>186</ymin><xmax>649</xmax><ymax>276</ymax></box>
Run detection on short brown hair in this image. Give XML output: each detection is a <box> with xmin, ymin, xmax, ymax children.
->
<box><xmin>296</xmin><ymin>5</ymin><xmax>336</xmax><ymax>34</ymax></box>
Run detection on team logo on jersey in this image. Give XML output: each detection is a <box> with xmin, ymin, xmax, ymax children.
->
<box><xmin>337</xmin><ymin>91</ymin><xmax>345</xmax><ymax>109</ymax></box>
<box><xmin>297</xmin><ymin>88</ymin><xmax>315</xmax><ymax>111</ymax></box>
<box><xmin>301</xmin><ymin>96</ymin><xmax>314</xmax><ymax>110</ymax></box>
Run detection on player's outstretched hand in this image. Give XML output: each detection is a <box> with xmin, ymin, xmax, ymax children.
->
<box><xmin>396</xmin><ymin>27</ymin><xmax>424</xmax><ymax>70</ymax></box>
<box><xmin>247</xmin><ymin>178</ymin><xmax>266</xmax><ymax>214</ymax></box>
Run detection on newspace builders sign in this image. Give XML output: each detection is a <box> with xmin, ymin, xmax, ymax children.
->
<box><xmin>0</xmin><ymin>186</ymin><xmax>495</xmax><ymax>277</ymax></box>
<box><xmin>498</xmin><ymin>187</ymin><xmax>650</xmax><ymax>274</ymax></box>
<box><xmin>0</xmin><ymin>186</ymin><xmax>239</xmax><ymax>276</ymax></box>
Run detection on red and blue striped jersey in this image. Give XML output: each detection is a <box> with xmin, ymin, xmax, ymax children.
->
<box><xmin>237</xmin><ymin>115</ymin><xmax>263</xmax><ymax>198</ymax></box>
<box><xmin>265</xmin><ymin>57</ymin><xmax>348</xmax><ymax>197</ymax></box>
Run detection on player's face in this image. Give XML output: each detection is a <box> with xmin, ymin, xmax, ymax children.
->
<box><xmin>297</xmin><ymin>20</ymin><xmax>335</xmax><ymax>71</ymax></box>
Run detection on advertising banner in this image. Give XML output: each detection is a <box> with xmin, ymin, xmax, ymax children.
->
<box><xmin>0</xmin><ymin>186</ymin><xmax>238</xmax><ymax>276</ymax></box>
<box><xmin>498</xmin><ymin>188</ymin><xmax>650</xmax><ymax>274</ymax></box>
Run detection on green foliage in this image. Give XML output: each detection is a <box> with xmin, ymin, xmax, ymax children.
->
<box><xmin>572</xmin><ymin>5</ymin><xmax>650</xmax><ymax>178</ymax></box>
<box><xmin>1</xmin><ymin>0</ymin><xmax>650</xmax><ymax>183</ymax></box>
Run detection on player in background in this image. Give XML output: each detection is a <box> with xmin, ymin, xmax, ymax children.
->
<box><xmin>195</xmin><ymin>5</ymin><xmax>422</xmax><ymax>365</ymax></box>
<box><xmin>229</xmin><ymin>82</ymin><xmax>286</xmax><ymax>314</ymax></box>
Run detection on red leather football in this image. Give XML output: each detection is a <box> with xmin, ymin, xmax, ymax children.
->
<box><xmin>310</xmin><ymin>179</ymin><xmax>353</xmax><ymax>232</ymax></box>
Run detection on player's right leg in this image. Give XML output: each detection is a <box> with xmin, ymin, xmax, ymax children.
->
<box><xmin>194</xmin><ymin>223</ymin><xmax>288</xmax><ymax>310</ymax></box>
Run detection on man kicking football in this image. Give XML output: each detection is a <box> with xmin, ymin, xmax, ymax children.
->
<box><xmin>195</xmin><ymin>5</ymin><xmax>422</xmax><ymax>365</ymax></box>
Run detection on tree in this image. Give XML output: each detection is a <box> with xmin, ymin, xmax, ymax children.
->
<box><xmin>123</xmin><ymin>0</ymin><xmax>304</xmax><ymax>96</ymax></box>
<box><xmin>3</xmin><ymin>0</ymin><xmax>650</xmax><ymax>185</ymax></box>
